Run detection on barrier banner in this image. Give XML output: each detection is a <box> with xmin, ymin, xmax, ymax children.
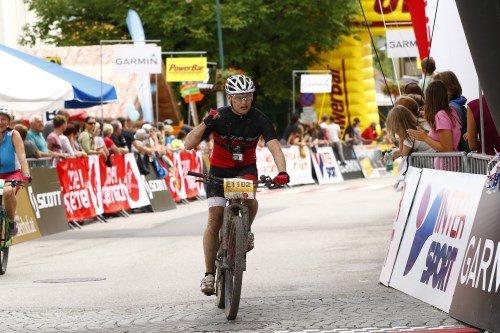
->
<box><xmin>450</xmin><ymin>189</ymin><xmax>500</xmax><ymax>332</ymax></box>
<box><xmin>353</xmin><ymin>145</ymin><xmax>388</xmax><ymax>178</ymax></box>
<box><xmin>380</xmin><ymin>167</ymin><xmax>422</xmax><ymax>285</ymax></box>
<box><xmin>100</xmin><ymin>154</ymin><xmax>130</xmax><ymax>213</ymax></box>
<box><xmin>142</xmin><ymin>168</ymin><xmax>177</xmax><ymax>212</ymax></box>
<box><xmin>310</xmin><ymin>146</ymin><xmax>344</xmax><ymax>184</ymax></box>
<box><xmin>12</xmin><ymin>187</ymin><xmax>42</xmax><ymax>245</ymax></box>
<box><xmin>28</xmin><ymin>167</ymin><xmax>67</xmax><ymax>236</ymax></box>
<box><xmin>57</xmin><ymin>157</ymin><xmax>97</xmax><ymax>221</ymax></box>
<box><xmin>88</xmin><ymin>155</ymin><xmax>104</xmax><ymax>215</ymax></box>
<box><xmin>336</xmin><ymin>144</ymin><xmax>364</xmax><ymax>180</ymax></box>
<box><xmin>160</xmin><ymin>153</ymin><xmax>184</xmax><ymax>202</ymax></box>
<box><xmin>180</xmin><ymin>151</ymin><xmax>199</xmax><ymax>199</ymax></box>
<box><xmin>389</xmin><ymin>169</ymin><xmax>485</xmax><ymax>311</ymax></box>
<box><xmin>191</xmin><ymin>151</ymin><xmax>207</xmax><ymax>197</ymax></box>
<box><xmin>124</xmin><ymin>153</ymin><xmax>151</xmax><ymax>209</ymax></box>
<box><xmin>256</xmin><ymin>146</ymin><xmax>315</xmax><ymax>186</ymax></box>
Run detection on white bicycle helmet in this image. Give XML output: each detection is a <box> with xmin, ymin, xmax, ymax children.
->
<box><xmin>225</xmin><ymin>75</ymin><xmax>255</xmax><ymax>94</ymax></box>
<box><xmin>0</xmin><ymin>106</ymin><xmax>13</xmax><ymax>120</ymax></box>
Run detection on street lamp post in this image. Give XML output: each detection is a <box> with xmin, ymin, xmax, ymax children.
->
<box><xmin>215</xmin><ymin>0</ymin><xmax>224</xmax><ymax>70</ymax></box>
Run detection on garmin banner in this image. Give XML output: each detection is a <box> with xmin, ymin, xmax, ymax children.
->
<box><xmin>114</xmin><ymin>46</ymin><xmax>162</xmax><ymax>74</ymax></box>
<box><xmin>450</xmin><ymin>189</ymin><xmax>500</xmax><ymax>332</ymax></box>
<box><xmin>27</xmin><ymin>167</ymin><xmax>68</xmax><ymax>236</ymax></box>
<box><xmin>389</xmin><ymin>169</ymin><xmax>485</xmax><ymax>311</ymax></box>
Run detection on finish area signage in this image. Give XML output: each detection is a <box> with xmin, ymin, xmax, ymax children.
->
<box><xmin>166</xmin><ymin>57</ymin><xmax>207</xmax><ymax>82</ymax></box>
<box><xmin>114</xmin><ymin>46</ymin><xmax>162</xmax><ymax>74</ymax></box>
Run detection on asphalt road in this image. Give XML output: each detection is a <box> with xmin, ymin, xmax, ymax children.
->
<box><xmin>0</xmin><ymin>177</ymin><xmax>463</xmax><ymax>333</ymax></box>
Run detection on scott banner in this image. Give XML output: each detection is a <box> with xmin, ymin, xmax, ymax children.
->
<box><xmin>12</xmin><ymin>187</ymin><xmax>42</xmax><ymax>245</ymax></box>
<box><xmin>310</xmin><ymin>146</ymin><xmax>343</xmax><ymax>184</ymax></box>
<box><xmin>389</xmin><ymin>169</ymin><xmax>485</xmax><ymax>311</ymax></box>
<box><xmin>450</xmin><ymin>189</ymin><xmax>500</xmax><ymax>332</ymax></box>
<box><xmin>28</xmin><ymin>167</ymin><xmax>68</xmax><ymax>236</ymax></box>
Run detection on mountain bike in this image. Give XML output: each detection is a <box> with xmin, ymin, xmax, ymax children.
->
<box><xmin>188</xmin><ymin>171</ymin><xmax>275</xmax><ymax>320</ymax></box>
<box><xmin>0</xmin><ymin>179</ymin><xmax>24</xmax><ymax>275</ymax></box>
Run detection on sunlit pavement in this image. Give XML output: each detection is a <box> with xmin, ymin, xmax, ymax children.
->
<box><xmin>0</xmin><ymin>177</ymin><xmax>477</xmax><ymax>332</ymax></box>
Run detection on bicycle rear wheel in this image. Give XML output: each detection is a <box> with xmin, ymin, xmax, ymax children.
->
<box><xmin>0</xmin><ymin>214</ymin><xmax>9</xmax><ymax>275</ymax></box>
<box><xmin>224</xmin><ymin>215</ymin><xmax>246</xmax><ymax>320</ymax></box>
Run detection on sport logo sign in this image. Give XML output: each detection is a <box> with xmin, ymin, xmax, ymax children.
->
<box><xmin>403</xmin><ymin>185</ymin><xmax>471</xmax><ymax>292</ymax></box>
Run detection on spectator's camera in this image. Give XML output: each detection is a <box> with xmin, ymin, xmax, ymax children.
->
<box><xmin>231</xmin><ymin>145</ymin><xmax>244</xmax><ymax>162</ymax></box>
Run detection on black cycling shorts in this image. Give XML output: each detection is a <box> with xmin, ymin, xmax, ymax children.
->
<box><xmin>206</xmin><ymin>164</ymin><xmax>258</xmax><ymax>198</ymax></box>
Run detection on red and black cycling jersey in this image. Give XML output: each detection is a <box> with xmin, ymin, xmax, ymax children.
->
<box><xmin>201</xmin><ymin>106</ymin><xmax>277</xmax><ymax>168</ymax></box>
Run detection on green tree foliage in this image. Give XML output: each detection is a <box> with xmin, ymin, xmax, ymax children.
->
<box><xmin>21</xmin><ymin>0</ymin><xmax>359</xmax><ymax>102</ymax></box>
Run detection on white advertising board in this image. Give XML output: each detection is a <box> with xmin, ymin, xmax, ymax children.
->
<box><xmin>114</xmin><ymin>46</ymin><xmax>162</xmax><ymax>74</ymax></box>
<box><xmin>300</xmin><ymin>74</ymin><xmax>332</xmax><ymax>93</ymax></box>
<box><xmin>389</xmin><ymin>168</ymin><xmax>485</xmax><ymax>311</ymax></box>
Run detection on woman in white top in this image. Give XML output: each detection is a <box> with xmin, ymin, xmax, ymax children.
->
<box><xmin>386</xmin><ymin>105</ymin><xmax>434</xmax><ymax>190</ymax></box>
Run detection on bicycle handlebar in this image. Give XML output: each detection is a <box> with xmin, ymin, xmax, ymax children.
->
<box><xmin>187</xmin><ymin>171</ymin><xmax>279</xmax><ymax>189</ymax></box>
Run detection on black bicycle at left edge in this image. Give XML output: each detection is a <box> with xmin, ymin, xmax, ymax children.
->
<box><xmin>0</xmin><ymin>180</ymin><xmax>25</xmax><ymax>275</ymax></box>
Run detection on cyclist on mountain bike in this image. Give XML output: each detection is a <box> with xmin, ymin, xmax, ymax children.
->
<box><xmin>0</xmin><ymin>107</ymin><xmax>31</xmax><ymax>236</ymax></box>
<box><xmin>185</xmin><ymin>75</ymin><xmax>290</xmax><ymax>295</ymax></box>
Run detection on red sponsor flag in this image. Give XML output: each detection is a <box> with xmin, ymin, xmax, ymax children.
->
<box><xmin>56</xmin><ymin>157</ymin><xmax>97</xmax><ymax>221</ymax></box>
<box><xmin>180</xmin><ymin>151</ymin><xmax>199</xmax><ymax>199</ymax></box>
<box><xmin>100</xmin><ymin>154</ymin><xmax>130</xmax><ymax>213</ymax></box>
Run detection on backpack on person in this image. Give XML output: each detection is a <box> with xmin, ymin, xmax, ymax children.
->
<box><xmin>449</xmin><ymin>101</ymin><xmax>469</xmax><ymax>152</ymax></box>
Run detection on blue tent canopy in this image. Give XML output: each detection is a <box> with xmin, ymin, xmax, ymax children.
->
<box><xmin>0</xmin><ymin>44</ymin><xmax>117</xmax><ymax>110</ymax></box>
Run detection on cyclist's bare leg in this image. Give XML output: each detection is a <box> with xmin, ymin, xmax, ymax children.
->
<box><xmin>203</xmin><ymin>206</ymin><xmax>224</xmax><ymax>273</ymax></box>
<box><xmin>3</xmin><ymin>186</ymin><xmax>16</xmax><ymax>221</ymax></box>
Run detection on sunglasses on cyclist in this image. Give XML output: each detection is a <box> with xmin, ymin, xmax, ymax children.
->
<box><xmin>231</xmin><ymin>94</ymin><xmax>253</xmax><ymax>102</ymax></box>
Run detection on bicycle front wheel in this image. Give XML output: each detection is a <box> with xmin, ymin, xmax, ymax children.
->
<box><xmin>224</xmin><ymin>215</ymin><xmax>246</xmax><ymax>320</ymax></box>
<box><xmin>0</xmin><ymin>215</ymin><xmax>9</xmax><ymax>275</ymax></box>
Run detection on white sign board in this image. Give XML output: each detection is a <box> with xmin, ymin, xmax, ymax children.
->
<box><xmin>114</xmin><ymin>46</ymin><xmax>162</xmax><ymax>74</ymax></box>
<box><xmin>300</xmin><ymin>106</ymin><xmax>317</xmax><ymax>124</ymax></box>
<box><xmin>300</xmin><ymin>74</ymin><xmax>332</xmax><ymax>93</ymax></box>
<box><xmin>389</xmin><ymin>168</ymin><xmax>485</xmax><ymax>311</ymax></box>
<box><xmin>310</xmin><ymin>146</ymin><xmax>344</xmax><ymax>184</ymax></box>
<box><xmin>386</xmin><ymin>29</ymin><xmax>419</xmax><ymax>59</ymax></box>
<box><xmin>379</xmin><ymin>167</ymin><xmax>422</xmax><ymax>285</ymax></box>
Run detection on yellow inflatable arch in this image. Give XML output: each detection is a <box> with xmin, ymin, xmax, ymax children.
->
<box><xmin>309</xmin><ymin>0</ymin><xmax>412</xmax><ymax>138</ymax></box>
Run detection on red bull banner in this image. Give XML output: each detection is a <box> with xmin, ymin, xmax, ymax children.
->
<box><xmin>57</xmin><ymin>156</ymin><xmax>98</xmax><ymax>221</ymax></box>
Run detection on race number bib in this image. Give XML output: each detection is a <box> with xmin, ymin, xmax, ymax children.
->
<box><xmin>223</xmin><ymin>178</ymin><xmax>254</xmax><ymax>199</ymax></box>
<box><xmin>0</xmin><ymin>179</ymin><xmax>4</xmax><ymax>195</ymax></box>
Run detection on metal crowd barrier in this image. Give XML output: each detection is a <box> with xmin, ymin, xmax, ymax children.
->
<box><xmin>407</xmin><ymin>152</ymin><xmax>469</xmax><ymax>173</ymax></box>
<box><xmin>27</xmin><ymin>157</ymin><xmax>53</xmax><ymax>168</ymax></box>
<box><xmin>408</xmin><ymin>151</ymin><xmax>495</xmax><ymax>175</ymax></box>
<box><xmin>468</xmin><ymin>152</ymin><xmax>496</xmax><ymax>175</ymax></box>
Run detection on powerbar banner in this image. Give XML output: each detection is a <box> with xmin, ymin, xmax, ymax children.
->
<box><xmin>310</xmin><ymin>146</ymin><xmax>344</xmax><ymax>184</ymax></box>
<box><xmin>256</xmin><ymin>146</ymin><xmax>315</xmax><ymax>186</ymax></box>
<box><xmin>166</xmin><ymin>57</ymin><xmax>207</xmax><ymax>82</ymax></box>
<box><xmin>389</xmin><ymin>169</ymin><xmax>485</xmax><ymax>311</ymax></box>
<box><xmin>450</xmin><ymin>188</ymin><xmax>500</xmax><ymax>332</ymax></box>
